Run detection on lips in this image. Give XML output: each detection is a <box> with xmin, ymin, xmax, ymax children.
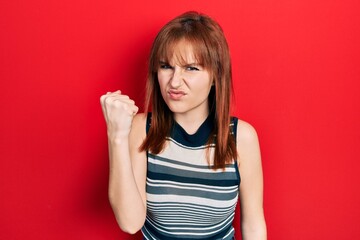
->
<box><xmin>168</xmin><ymin>89</ymin><xmax>186</xmax><ymax>100</ymax></box>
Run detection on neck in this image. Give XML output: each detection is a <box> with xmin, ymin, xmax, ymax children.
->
<box><xmin>173</xmin><ymin>109</ymin><xmax>209</xmax><ymax>135</ymax></box>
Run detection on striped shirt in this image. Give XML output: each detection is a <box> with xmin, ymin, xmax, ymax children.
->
<box><xmin>142</xmin><ymin>114</ymin><xmax>240</xmax><ymax>240</ymax></box>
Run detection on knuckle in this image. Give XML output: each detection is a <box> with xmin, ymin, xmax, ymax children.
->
<box><xmin>113</xmin><ymin>100</ymin><xmax>122</xmax><ymax>108</ymax></box>
<box><xmin>105</xmin><ymin>97</ymin><xmax>112</xmax><ymax>103</ymax></box>
<box><xmin>100</xmin><ymin>94</ymin><xmax>106</xmax><ymax>103</ymax></box>
<box><xmin>105</xmin><ymin>97</ymin><xmax>112</xmax><ymax>105</ymax></box>
<box><xmin>122</xmin><ymin>103</ymin><xmax>129</xmax><ymax>110</ymax></box>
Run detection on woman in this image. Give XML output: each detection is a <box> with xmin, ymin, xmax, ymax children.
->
<box><xmin>100</xmin><ymin>11</ymin><xmax>266</xmax><ymax>240</ymax></box>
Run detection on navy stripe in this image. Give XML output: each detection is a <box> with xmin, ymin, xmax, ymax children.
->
<box><xmin>147</xmin><ymin>171</ymin><xmax>240</xmax><ymax>187</ymax></box>
<box><xmin>146</xmin><ymin>184</ymin><xmax>238</xmax><ymax>201</ymax></box>
<box><xmin>144</xmin><ymin>216</ymin><xmax>235</xmax><ymax>239</ymax></box>
<box><xmin>147</xmin><ymin>201</ymin><xmax>236</xmax><ymax>213</ymax></box>
<box><xmin>148</xmin><ymin>153</ymin><xmax>234</xmax><ymax>169</ymax></box>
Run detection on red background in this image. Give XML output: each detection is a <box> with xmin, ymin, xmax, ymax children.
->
<box><xmin>1</xmin><ymin>0</ymin><xmax>359</xmax><ymax>239</ymax></box>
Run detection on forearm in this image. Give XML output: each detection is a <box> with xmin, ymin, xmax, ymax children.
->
<box><xmin>241</xmin><ymin>219</ymin><xmax>267</xmax><ymax>240</ymax></box>
<box><xmin>237</xmin><ymin>121</ymin><xmax>267</xmax><ymax>240</ymax></box>
<box><xmin>108</xmin><ymin>138</ymin><xmax>146</xmax><ymax>234</ymax></box>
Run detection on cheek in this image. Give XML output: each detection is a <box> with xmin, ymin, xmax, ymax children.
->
<box><xmin>157</xmin><ymin>71</ymin><xmax>169</xmax><ymax>84</ymax></box>
<box><xmin>195</xmin><ymin>76</ymin><xmax>212</xmax><ymax>93</ymax></box>
<box><xmin>157</xmin><ymin>72</ymin><xmax>165</xmax><ymax>89</ymax></box>
<box><xmin>157</xmin><ymin>72</ymin><xmax>168</xmax><ymax>96</ymax></box>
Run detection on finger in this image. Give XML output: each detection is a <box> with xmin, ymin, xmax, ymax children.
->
<box><xmin>133</xmin><ymin>105</ymin><xmax>139</xmax><ymax>115</ymax></box>
<box><xmin>107</xmin><ymin>90</ymin><xmax>121</xmax><ymax>96</ymax></box>
<box><xmin>104</xmin><ymin>94</ymin><xmax>128</xmax><ymax>105</ymax></box>
<box><xmin>101</xmin><ymin>91</ymin><xmax>121</xmax><ymax>104</ymax></box>
<box><xmin>127</xmin><ymin>105</ymin><xmax>139</xmax><ymax>116</ymax></box>
<box><xmin>105</xmin><ymin>95</ymin><xmax>133</xmax><ymax>105</ymax></box>
<box><xmin>103</xmin><ymin>94</ymin><xmax>123</xmax><ymax>120</ymax></box>
<box><xmin>120</xmin><ymin>98</ymin><xmax>135</xmax><ymax>105</ymax></box>
<box><xmin>103</xmin><ymin>94</ymin><xmax>135</xmax><ymax>115</ymax></box>
<box><xmin>100</xmin><ymin>94</ymin><xmax>109</xmax><ymax>123</ymax></box>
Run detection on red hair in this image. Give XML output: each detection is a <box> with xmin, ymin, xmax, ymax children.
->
<box><xmin>140</xmin><ymin>11</ymin><xmax>237</xmax><ymax>169</ymax></box>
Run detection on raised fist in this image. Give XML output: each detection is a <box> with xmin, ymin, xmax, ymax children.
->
<box><xmin>100</xmin><ymin>90</ymin><xmax>139</xmax><ymax>139</ymax></box>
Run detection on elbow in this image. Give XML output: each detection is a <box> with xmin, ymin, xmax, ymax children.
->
<box><xmin>242</xmin><ymin>220</ymin><xmax>267</xmax><ymax>240</ymax></box>
<box><xmin>120</xmin><ymin>225</ymin><xmax>142</xmax><ymax>235</ymax></box>
<box><xmin>109</xmin><ymin>198</ymin><xmax>146</xmax><ymax>234</ymax></box>
<box><xmin>116</xmin><ymin>215</ymin><xmax>145</xmax><ymax>234</ymax></box>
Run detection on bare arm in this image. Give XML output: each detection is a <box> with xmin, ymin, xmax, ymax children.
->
<box><xmin>100</xmin><ymin>91</ymin><xmax>147</xmax><ymax>234</ymax></box>
<box><xmin>237</xmin><ymin>120</ymin><xmax>267</xmax><ymax>240</ymax></box>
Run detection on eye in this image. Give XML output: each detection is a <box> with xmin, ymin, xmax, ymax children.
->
<box><xmin>186</xmin><ymin>66</ymin><xmax>200</xmax><ymax>71</ymax></box>
<box><xmin>159</xmin><ymin>64</ymin><xmax>173</xmax><ymax>69</ymax></box>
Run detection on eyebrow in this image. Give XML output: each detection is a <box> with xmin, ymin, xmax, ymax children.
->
<box><xmin>183</xmin><ymin>63</ymin><xmax>200</xmax><ymax>66</ymax></box>
<box><xmin>159</xmin><ymin>61</ymin><xmax>200</xmax><ymax>66</ymax></box>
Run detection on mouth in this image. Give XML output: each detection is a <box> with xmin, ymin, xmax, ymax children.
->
<box><xmin>168</xmin><ymin>89</ymin><xmax>186</xmax><ymax>100</ymax></box>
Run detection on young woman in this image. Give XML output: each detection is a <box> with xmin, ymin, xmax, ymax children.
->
<box><xmin>100</xmin><ymin>11</ymin><xmax>266</xmax><ymax>240</ymax></box>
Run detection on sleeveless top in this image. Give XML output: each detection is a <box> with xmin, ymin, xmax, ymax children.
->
<box><xmin>141</xmin><ymin>113</ymin><xmax>241</xmax><ymax>240</ymax></box>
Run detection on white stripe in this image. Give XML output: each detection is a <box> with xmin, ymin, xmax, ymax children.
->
<box><xmin>147</xmin><ymin>178</ymin><xmax>238</xmax><ymax>191</ymax></box>
<box><xmin>148</xmin><ymin>207</ymin><xmax>233</xmax><ymax>218</ymax></box>
<box><xmin>147</xmin><ymin>204</ymin><xmax>235</xmax><ymax>214</ymax></box>
<box><xmin>147</xmin><ymin>201</ymin><xmax>235</xmax><ymax>210</ymax></box>
<box><xmin>147</xmin><ymin>209</ymin><xmax>234</xmax><ymax>218</ymax></box>
<box><xmin>150</xmin><ymin>213</ymin><xmax>233</xmax><ymax>225</ymax></box>
<box><xmin>147</xmin><ymin>193</ymin><xmax>238</xmax><ymax>208</ymax></box>
<box><xmin>148</xmin><ymin>211</ymin><xmax>234</xmax><ymax>220</ymax></box>
<box><xmin>150</xmin><ymin>218</ymin><xmax>226</xmax><ymax>225</ymax></box>
<box><xmin>160</xmin><ymin>140</ymin><xmax>216</xmax><ymax>166</ymax></box>
<box><xmin>222</xmin><ymin>227</ymin><xmax>234</xmax><ymax>239</ymax></box>
<box><xmin>166</xmin><ymin>137</ymin><xmax>216</xmax><ymax>150</ymax></box>
<box><xmin>147</xmin><ymin>183</ymin><xmax>238</xmax><ymax>195</ymax></box>
<box><xmin>146</xmin><ymin>212</ymin><xmax>234</xmax><ymax>235</ymax></box>
<box><xmin>142</xmin><ymin>225</ymin><xmax>157</xmax><ymax>240</ymax></box>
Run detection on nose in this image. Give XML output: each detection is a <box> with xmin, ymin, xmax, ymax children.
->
<box><xmin>170</xmin><ymin>67</ymin><xmax>183</xmax><ymax>88</ymax></box>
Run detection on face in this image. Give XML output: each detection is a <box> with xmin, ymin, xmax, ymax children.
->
<box><xmin>157</xmin><ymin>40</ymin><xmax>213</xmax><ymax>120</ymax></box>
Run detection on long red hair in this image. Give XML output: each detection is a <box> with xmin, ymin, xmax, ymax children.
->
<box><xmin>140</xmin><ymin>11</ymin><xmax>237</xmax><ymax>169</ymax></box>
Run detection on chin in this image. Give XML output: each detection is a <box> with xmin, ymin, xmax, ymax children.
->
<box><xmin>167</xmin><ymin>105</ymin><xmax>189</xmax><ymax>114</ymax></box>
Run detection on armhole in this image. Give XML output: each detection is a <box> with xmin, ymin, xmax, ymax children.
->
<box><xmin>231</xmin><ymin>117</ymin><xmax>238</xmax><ymax>141</ymax></box>
<box><xmin>146</xmin><ymin>112</ymin><xmax>152</xmax><ymax>134</ymax></box>
<box><xmin>231</xmin><ymin>117</ymin><xmax>241</xmax><ymax>185</ymax></box>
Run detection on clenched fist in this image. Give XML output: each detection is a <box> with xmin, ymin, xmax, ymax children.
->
<box><xmin>100</xmin><ymin>90</ymin><xmax>139</xmax><ymax>139</ymax></box>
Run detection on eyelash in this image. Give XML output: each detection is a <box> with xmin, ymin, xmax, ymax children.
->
<box><xmin>186</xmin><ymin>66</ymin><xmax>200</xmax><ymax>71</ymax></box>
<box><xmin>160</xmin><ymin>64</ymin><xmax>172</xmax><ymax>69</ymax></box>
<box><xmin>159</xmin><ymin>65</ymin><xmax>200</xmax><ymax>71</ymax></box>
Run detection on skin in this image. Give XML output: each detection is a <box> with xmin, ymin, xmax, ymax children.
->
<box><xmin>100</xmin><ymin>91</ymin><xmax>147</xmax><ymax>233</ymax></box>
<box><xmin>100</xmin><ymin>41</ymin><xmax>267</xmax><ymax>239</ymax></box>
<box><xmin>237</xmin><ymin>121</ymin><xmax>267</xmax><ymax>239</ymax></box>
<box><xmin>157</xmin><ymin>40</ymin><xmax>213</xmax><ymax>134</ymax></box>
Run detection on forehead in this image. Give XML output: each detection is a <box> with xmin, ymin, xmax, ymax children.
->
<box><xmin>160</xmin><ymin>39</ymin><xmax>202</xmax><ymax>65</ymax></box>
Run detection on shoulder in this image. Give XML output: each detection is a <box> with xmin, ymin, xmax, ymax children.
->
<box><xmin>236</xmin><ymin>119</ymin><xmax>259</xmax><ymax>145</ymax></box>
<box><xmin>129</xmin><ymin>113</ymin><xmax>147</xmax><ymax>143</ymax></box>
<box><xmin>234</xmin><ymin>118</ymin><xmax>261</xmax><ymax>166</ymax></box>
<box><xmin>132</xmin><ymin>112</ymin><xmax>147</xmax><ymax>128</ymax></box>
